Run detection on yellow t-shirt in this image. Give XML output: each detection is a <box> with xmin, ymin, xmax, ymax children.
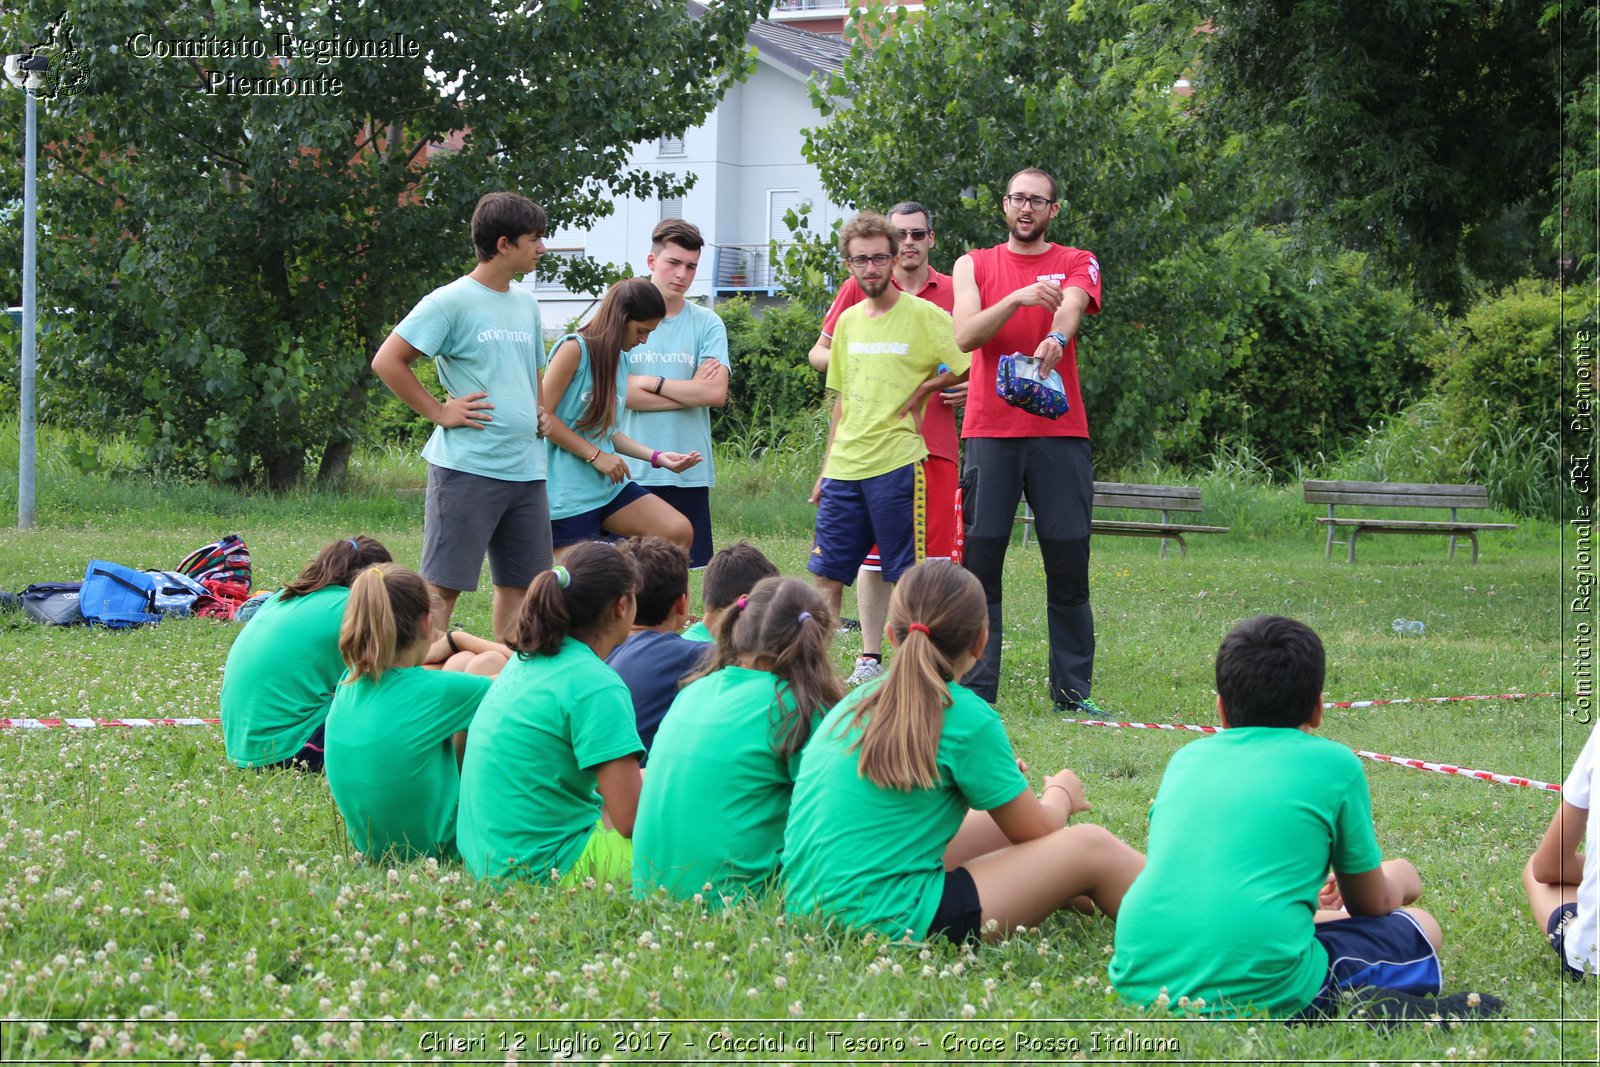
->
<box><xmin>823</xmin><ymin>295</ymin><xmax>968</xmax><ymax>481</ymax></box>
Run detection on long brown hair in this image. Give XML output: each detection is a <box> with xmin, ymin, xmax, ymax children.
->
<box><xmin>573</xmin><ymin>277</ymin><xmax>666</xmax><ymax>435</ymax></box>
<box><xmin>281</xmin><ymin>536</ymin><xmax>392</xmax><ymax>600</ymax></box>
<box><xmin>512</xmin><ymin>541</ymin><xmax>640</xmax><ymax>657</ymax></box>
<box><xmin>339</xmin><ymin>563</ymin><xmax>432</xmax><ymax>683</ymax></box>
<box><xmin>845</xmin><ymin>560</ymin><xmax>987</xmax><ymax>790</ymax></box>
<box><xmin>685</xmin><ymin>577</ymin><xmax>844</xmax><ymax>760</ymax></box>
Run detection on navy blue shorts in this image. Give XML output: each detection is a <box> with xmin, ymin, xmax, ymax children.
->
<box><xmin>808</xmin><ymin>462</ymin><xmax>927</xmax><ymax>584</ymax></box>
<box><xmin>928</xmin><ymin>865</ymin><xmax>983</xmax><ymax>944</ymax></box>
<box><xmin>1547</xmin><ymin>902</ymin><xmax>1590</xmax><ymax>980</ymax></box>
<box><xmin>1300</xmin><ymin>911</ymin><xmax>1441</xmax><ymax>1017</ymax></box>
<box><xmin>550</xmin><ymin>482</ymin><xmax>651</xmax><ymax>548</ymax></box>
<box><xmin>644</xmin><ymin>485</ymin><xmax>713</xmax><ymax>568</ymax></box>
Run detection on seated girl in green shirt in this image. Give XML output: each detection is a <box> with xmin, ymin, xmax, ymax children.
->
<box><xmin>633</xmin><ymin>576</ymin><xmax>844</xmax><ymax>905</ymax></box>
<box><xmin>324</xmin><ymin>564</ymin><xmax>492</xmax><ymax>862</ymax></box>
<box><xmin>782</xmin><ymin>560</ymin><xmax>1146</xmax><ymax>943</ymax></box>
<box><xmin>456</xmin><ymin>542</ymin><xmax>646</xmax><ymax>888</ymax></box>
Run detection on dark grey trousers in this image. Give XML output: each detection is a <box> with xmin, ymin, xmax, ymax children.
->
<box><xmin>958</xmin><ymin>436</ymin><xmax>1095</xmax><ymax>706</ymax></box>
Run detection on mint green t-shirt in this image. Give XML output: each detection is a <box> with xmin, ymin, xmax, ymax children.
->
<box><xmin>633</xmin><ymin>667</ymin><xmax>813</xmax><ymax>904</ymax></box>
<box><xmin>823</xmin><ymin>295</ymin><xmax>968</xmax><ymax>482</ymax></box>
<box><xmin>682</xmin><ymin>620</ymin><xmax>714</xmax><ymax>643</ymax></box>
<box><xmin>782</xmin><ymin>681</ymin><xmax>1027</xmax><ymax>939</ymax></box>
<box><xmin>545</xmin><ymin>333</ymin><xmax>629</xmax><ymax>520</ymax></box>
<box><xmin>220</xmin><ymin>587</ymin><xmax>350</xmax><ymax>768</ymax></box>
<box><xmin>618</xmin><ymin>300</ymin><xmax>730</xmax><ymax>488</ymax></box>
<box><xmin>395</xmin><ymin>275</ymin><xmax>547</xmax><ymax>482</ymax></box>
<box><xmin>456</xmin><ymin>637</ymin><xmax>643</xmax><ymax>881</ymax></box>
<box><xmin>1109</xmin><ymin>728</ymin><xmax>1384</xmax><ymax>1017</ymax></box>
<box><xmin>324</xmin><ymin>666</ymin><xmax>490</xmax><ymax>862</ymax></box>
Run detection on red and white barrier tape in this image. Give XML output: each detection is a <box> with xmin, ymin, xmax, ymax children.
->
<box><xmin>0</xmin><ymin>717</ymin><xmax>220</xmax><ymax>729</ymax></box>
<box><xmin>1062</xmin><ymin>718</ymin><xmax>1560</xmax><ymax>792</ymax></box>
<box><xmin>1326</xmin><ymin>691</ymin><xmax>1559</xmax><ymax>709</ymax></box>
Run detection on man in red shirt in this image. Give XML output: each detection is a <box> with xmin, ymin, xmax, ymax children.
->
<box><xmin>952</xmin><ymin>168</ymin><xmax>1103</xmax><ymax>712</ymax></box>
<box><xmin>808</xmin><ymin>201</ymin><xmax>965</xmax><ymax>685</ymax></box>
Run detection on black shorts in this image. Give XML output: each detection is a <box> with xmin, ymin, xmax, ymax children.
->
<box><xmin>928</xmin><ymin>866</ymin><xmax>983</xmax><ymax>944</ymax></box>
<box><xmin>1548</xmin><ymin>902</ymin><xmax>1590</xmax><ymax>980</ymax></box>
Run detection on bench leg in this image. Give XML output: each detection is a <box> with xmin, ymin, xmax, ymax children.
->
<box><xmin>1470</xmin><ymin>532</ymin><xmax>1479</xmax><ymax>564</ymax></box>
<box><xmin>1448</xmin><ymin>533</ymin><xmax>1457</xmax><ymax>559</ymax></box>
<box><xmin>1347</xmin><ymin>528</ymin><xmax>1359</xmax><ymax>563</ymax></box>
<box><xmin>1324</xmin><ymin>524</ymin><xmax>1336</xmax><ymax>560</ymax></box>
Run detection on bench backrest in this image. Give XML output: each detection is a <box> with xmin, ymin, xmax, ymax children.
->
<box><xmin>1092</xmin><ymin>482</ymin><xmax>1203</xmax><ymax>513</ymax></box>
<box><xmin>1302</xmin><ymin>480</ymin><xmax>1490</xmax><ymax>510</ymax></box>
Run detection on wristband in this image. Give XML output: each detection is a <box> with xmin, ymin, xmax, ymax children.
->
<box><xmin>445</xmin><ymin>631</ymin><xmax>461</xmax><ymax>655</ymax></box>
<box><xmin>653</xmin><ymin>375</ymin><xmax>666</xmax><ymax>396</ymax></box>
<box><xmin>587</xmin><ymin>446</ymin><xmax>602</xmax><ymax>464</ymax></box>
<box><xmin>1046</xmin><ymin>330</ymin><xmax>1069</xmax><ymax>349</ymax></box>
<box><xmin>650</xmin><ymin>449</ymin><xmax>662</xmax><ymax>469</ymax></box>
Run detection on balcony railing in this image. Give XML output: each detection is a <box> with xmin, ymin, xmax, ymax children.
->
<box><xmin>711</xmin><ymin>242</ymin><xmax>789</xmax><ymax>293</ymax></box>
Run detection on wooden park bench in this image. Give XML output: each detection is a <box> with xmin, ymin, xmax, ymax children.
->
<box><xmin>1018</xmin><ymin>482</ymin><xmax>1229</xmax><ymax>558</ymax></box>
<box><xmin>1302</xmin><ymin>480</ymin><xmax>1517</xmax><ymax>563</ymax></box>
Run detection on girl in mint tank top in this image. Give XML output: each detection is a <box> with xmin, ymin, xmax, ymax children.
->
<box><xmin>781</xmin><ymin>560</ymin><xmax>1146</xmax><ymax>943</ymax></box>
<box><xmin>633</xmin><ymin>577</ymin><xmax>844</xmax><ymax>904</ymax></box>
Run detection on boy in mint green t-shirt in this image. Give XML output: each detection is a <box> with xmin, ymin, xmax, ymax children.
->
<box><xmin>372</xmin><ymin>191</ymin><xmax>551</xmax><ymax>643</ymax></box>
<box><xmin>1110</xmin><ymin>616</ymin><xmax>1500</xmax><ymax>1022</ymax></box>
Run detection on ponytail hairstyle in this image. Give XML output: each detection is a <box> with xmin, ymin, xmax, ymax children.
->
<box><xmin>512</xmin><ymin>541</ymin><xmax>640</xmax><ymax>658</ymax></box>
<box><xmin>282</xmin><ymin>535</ymin><xmax>393</xmax><ymax>600</ymax></box>
<box><xmin>846</xmin><ymin>560</ymin><xmax>986</xmax><ymax>790</ymax></box>
<box><xmin>339</xmin><ymin>563</ymin><xmax>433</xmax><ymax>684</ymax></box>
<box><xmin>574</xmin><ymin>276</ymin><xmax>666</xmax><ymax>435</ymax></box>
<box><xmin>685</xmin><ymin>577</ymin><xmax>844</xmax><ymax>760</ymax></box>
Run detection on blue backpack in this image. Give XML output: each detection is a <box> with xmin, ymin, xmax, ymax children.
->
<box><xmin>79</xmin><ymin>561</ymin><xmax>162</xmax><ymax>628</ymax></box>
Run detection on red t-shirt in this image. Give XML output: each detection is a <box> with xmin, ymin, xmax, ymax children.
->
<box><xmin>820</xmin><ymin>269</ymin><xmax>958</xmax><ymax>462</ymax></box>
<box><xmin>962</xmin><ymin>244</ymin><xmax>1101</xmax><ymax>439</ymax></box>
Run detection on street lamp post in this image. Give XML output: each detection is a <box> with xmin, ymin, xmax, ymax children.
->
<box><xmin>5</xmin><ymin>52</ymin><xmax>47</xmax><ymax>529</ymax></box>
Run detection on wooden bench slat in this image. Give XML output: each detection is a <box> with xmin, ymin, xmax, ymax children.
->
<box><xmin>1316</xmin><ymin>518</ymin><xmax>1518</xmax><ymax>531</ymax></box>
<box><xmin>1304</xmin><ymin>479</ymin><xmax>1490</xmax><ymax>498</ymax></box>
<box><xmin>1093</xmin><ymin>520</ymin><xmax>1230</xmax><ymax>535</ymax></box>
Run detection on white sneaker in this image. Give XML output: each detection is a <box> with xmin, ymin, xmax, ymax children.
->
<box><xmin>846</xmin><ymin>656</ymin><xmax>885</xmax><ymax>686</ymax></box>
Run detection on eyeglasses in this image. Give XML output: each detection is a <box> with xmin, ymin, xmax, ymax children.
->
<box><xmin>895</xmin><ymin>228</ymin><xmax>930</xmax><ymax>241</ymax></box>
<box><xmin>844</xmin><ymin>253</ymin><xmax>895</xmax><ymax>268</ymax></box>
<box><xmin>1003</xmin><ymin>193</ymin><xmax>1055</xmax><ymax>210</ymax></box>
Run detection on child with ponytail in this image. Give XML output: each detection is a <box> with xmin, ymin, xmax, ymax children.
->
<box><xmin>633</xmin><ymin>577</ymin><xmax>844</xmax><ymax>905</ymax></box>
<box><xmin>221</xmin><ymin>535</ymin><xmax>393</xmax><ymax>771</ymax></box>
<box><xmin>456</xmin><ymin>541</ymin><xmax>645</xmax><ymax>887</ymax></box>
<box><xmin>541</xmin><ymin>278</ymin><xmax>704</xmax><ymax>556</ymax></box>
<box><xmin>323</xmin><ymin>564</ymin><xmax>492</xmax><ymax>862</ymax></box>
<box><xmin>783</xmin><ymin>559</ymin><xmax>1145</xmax><ymax>943</ymax></box>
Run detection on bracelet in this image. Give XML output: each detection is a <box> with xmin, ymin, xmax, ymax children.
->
<box><xmin>653</xmin><ymin>375</ymin><xmax>666</xmax><ymax>396</ymax></box>
<box><xmin>650</xmin><ymin>449</ymin><xmax>662</xmax><ymax>469</ymax></box>
<box><xmin>445</xmin><ymin>631</ymin><xmax>461</xmax><ymax>655</ymax></box>
<box><xmin>1046</xmin><ymin>330</ymin><xmax>1069</xmax><ymax>349</ymax></box>
<box><xmin>586</xmin><ymin>446</ymin><xmax>602</xmax><ymax>464</ymax></box>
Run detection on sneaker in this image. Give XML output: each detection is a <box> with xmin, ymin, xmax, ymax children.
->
<box><xmin>837</xmin><ymin>616</ymin><xmax>862</xmax><ymax>633</ymax></box>
<box><xmin>1056</xmin><ymin>695</ymin><xmax>1111</xmax><ymax>718</ymax></box>
<box><xmin>1343</xmin><ymin>987</ymin><xmax>1504</xmax><ymax>1030</ymax></box>
<box><xmin>846</xmin><ymin>656</ymin><xmax>885</xmax><ymax>686</ymax></box>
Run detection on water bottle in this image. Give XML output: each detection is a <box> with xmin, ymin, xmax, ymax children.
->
<box><xmin>1392</xmin><ymin>619</ymin><xmax>1425</xmax><ymax>636</ymax></box>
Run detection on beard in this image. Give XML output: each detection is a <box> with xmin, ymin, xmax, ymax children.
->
<box><xmin>1009</xmin><ymin>215</ymin><xmax>1050</xmax><ymax>244</ymax></box>
<box><xmin>859</xmin><ymin>274</ymin><xmax>891</xmax><ymax>298</ymax></box>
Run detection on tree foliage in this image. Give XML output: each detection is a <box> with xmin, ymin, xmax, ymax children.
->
<box><xmin>1181</xmin><ymin>0</ymin><xmax>1592</xmax><ymax>308</ymax></box>
<box><xmin>0</xmin><ymin>0</ymin><xmax>766</xmax><ymax>487</ymax></box>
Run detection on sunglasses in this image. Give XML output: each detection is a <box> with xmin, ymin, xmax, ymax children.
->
<box><xmin>895</xmin><ymin>228</ymin><xmax>930</xmax><ymax>241</ymax></box>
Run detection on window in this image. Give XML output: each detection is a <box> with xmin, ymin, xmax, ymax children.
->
<box><xmin>658</xmin><ymin>134</ymin><xmax>686</xmax><ymax>158</ymax></box>
<box><xmin>531</xmin><ymin>249</ymin><xmax>583</xmax><ymax>291</ymax></box>
<box><xmin>659</xmin><ymin>196</ymin><xmax>684</xmax><ymax>221</ymax></box>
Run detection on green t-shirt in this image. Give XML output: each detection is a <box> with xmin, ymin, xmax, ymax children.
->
<box><xmin>823</xmin><ymin>294</ymin><xmax>968</xmax><ymax>481</ymax></box>
<box><xmin>395</xmin><ymin>275</ymin><xmax>547</xmax><ymax>482</ymax></box>
<box><xmin>682</xmin><ymin>620</ymin><xmax>714</xmax><ymax>643</ymax></box>
<box><xmin>324</xmin><ymin>666</ymin><xmax>490</xmax><ymax>862</ymax></box>
<box><xmin>632</xmin><ymin>667</ymin><xmax>813</xmax><ymax>904</ymax></box>
<box><xmin>782</xmin><ymin>680</ymin><xmax>1027</xmax><ymax>939</ymax></box>
<box><xmin>219</xmin><ymin>587</ymin><xmax>349</xmax><ymax>768</ymax></box>
<box><xmin>1109</xmin><ymin>728</ymin><xmax>1384</xmax><ymax>1017</ymax></box>
<box><xmin>456</xmin><ymin>637</ymin><xmax>643</xmax><ymax>881</ymax></box>
<box><xmin>545</xmin><ymin>333</ymin><xmax>629</xmax><ymax>520</ymax></box>
<box><xmin>618</xmin><ymin>300</ymin><xmax>729</xmax><ymax>488</ymax></box>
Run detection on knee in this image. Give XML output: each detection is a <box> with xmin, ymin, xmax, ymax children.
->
<box><xmin>1038</xmin><ymin>537</ymin><xmax>1091</xmax><ymax>601</ymax></box>
<box><xmin>665</xmin><ymin>514</ymin><xmax>693</xmax><ymax>549</ymax></box>
<box><xmin>1404</xmin><ymin>906</ymin><xmax>1443</xmax><ymax>952</ymax></box>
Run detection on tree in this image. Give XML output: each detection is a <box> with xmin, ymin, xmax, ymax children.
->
<box><xmin>0</xmin><ymin>0</ymin><xmax>767</xmax><ymax>487</ymax></box>
<box><xmin>1181</xmin><ymin>0</ymin><xmax>1592</xmax><ymax>308</ymax></box>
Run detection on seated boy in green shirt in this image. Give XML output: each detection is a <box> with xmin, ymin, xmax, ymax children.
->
<box><xmin>1110</xmin><ymin>615</ymin><xmax>1501</xmax><ymax>1022</ymax></box>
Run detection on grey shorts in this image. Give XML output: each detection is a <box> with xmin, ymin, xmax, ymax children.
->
<box><xmin>421</xmin><ymin>465</ymin><xmax>552</xmax><ymax>592</ymax></box>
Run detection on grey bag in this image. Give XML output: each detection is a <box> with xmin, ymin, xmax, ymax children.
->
<box><xmin>21</xmin><ymin>582</ymin><xmax>85</xmax><ymax>625</ymax></box>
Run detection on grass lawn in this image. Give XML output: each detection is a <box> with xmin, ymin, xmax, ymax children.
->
<box><xmin>0</xmin><ymin>442</ymin><xmax>1594</xmax><ymax>1063</ymax></box>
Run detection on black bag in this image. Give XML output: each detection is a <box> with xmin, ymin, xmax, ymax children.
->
<box><xmin>21</xmin><ymin>582</ymin><xmax>85</xmax><ymax>625</ymax></box>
